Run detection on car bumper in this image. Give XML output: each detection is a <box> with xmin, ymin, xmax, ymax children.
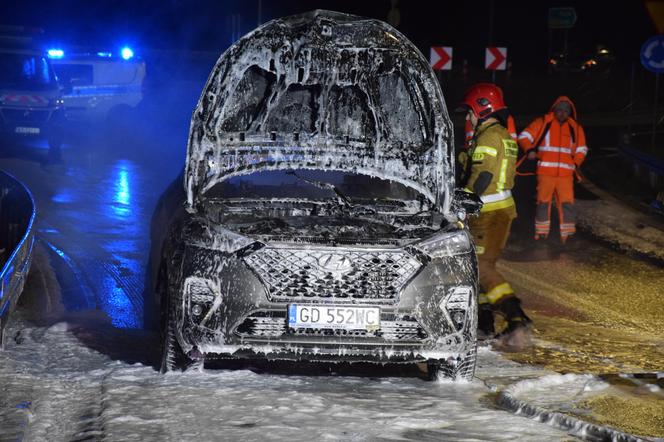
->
<box><xmin>175</xmin><ymin>245</ymin><xmax>478</xmax><ymax>364</ymax></box>
<box><xmin>0</xmin><ymin>107</ymin><xmax>64</xmax><ymax>137</ymax></box>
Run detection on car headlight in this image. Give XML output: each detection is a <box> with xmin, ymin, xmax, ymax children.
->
<box><xmin>184</xmin><ymin>277</ymin><xmax>218</xmax><ymax>325</ymax></box>
<box><xmin>439</xmin><ymin>286</ymin><xmax>473</xmax><ymax>332</ymax></box>
<box><xmin>412</xmin><ymin>229</ymin><xmax>472</xmax><ymax>259</ymax></box>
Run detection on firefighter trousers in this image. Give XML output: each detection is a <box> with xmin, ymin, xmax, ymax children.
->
<box><xmin>468</xmin><ymin>204</ymin><xmax>517</xmax><ymax>304</ymax></box>
<box><xmin>535</xmin><ymin>175</ymin><xmax>576</xmax><ymax>240</ymax></box>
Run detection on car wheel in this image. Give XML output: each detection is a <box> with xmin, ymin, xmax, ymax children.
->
<box><xmin>158</xmin><ymin>267</ymin><xmax>188</xmax><ymax>373</ymax></box>
<box><xmin>160</xmin><ymin>304</ymin><xmax>187</xmax><ymax>373</ymax></box>
<box><xmin>426</xmin><ymin>344</ymin><xmax>477</xmax><ymax>381</ymax></box>
<box><xmin>425</xmin><ymin>360</ymin><xmax>440</xmax><ymax>381</ymax></box>
<box><xmin>451</xmin><ymin>344</ymin><xmax>477</xmax><ymax>381</ymax></box>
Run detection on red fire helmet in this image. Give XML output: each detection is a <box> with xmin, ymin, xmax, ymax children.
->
<box><xmin>458</xmin><ymin>83</ymin><xmax>507</xmax><ymax>119</ymax></box>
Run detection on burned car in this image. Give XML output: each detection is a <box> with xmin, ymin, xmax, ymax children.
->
<box><xmin>153</xmin><ymin>10</ymin><xmax>480</xmax><ymax>379</ymax></box>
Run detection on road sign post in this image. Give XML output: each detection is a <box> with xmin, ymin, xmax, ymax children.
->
<box><xmin>548</xmin><ymin>7</ymin><xmax>577</xmax><ymax>29</ymax></box>
<box><xmin>641</xmin><ymin>36</ymin><xmax>664</xmax><ymax>149</ymax></box>
<box><xmin>548</xmin><ymin>7</ymin><xmax>577</xmax><ymax>76</ymax></box>
<box><xmin>654</xmin><ymin>74</ymin><xmax>660</xmax><ymax>151</ymax></box>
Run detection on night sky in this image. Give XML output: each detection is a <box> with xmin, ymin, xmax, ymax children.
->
<box><xmin>0</xmin><ymin>1</ymin><xmax>657</xmax><ymax>72</ymax></box>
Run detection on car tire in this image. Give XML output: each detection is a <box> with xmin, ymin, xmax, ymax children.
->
<box><xmin>426</xmin><ymin>344</ymin><xmax>477</xmax><ymax>381</ymax></box>
<box><xmin>158</xmin><ymin>266</ymin><xmax>188</xmax><ymax>373</ymax></box>
<box><xmin>451</xmin><ymin>344</ymin><xmax>478</xmax><ymax>381</ymax></box>
<box><xmin>160</xmin><ymin>304</ymin><xmax>187</xmax><ymax>373</ymax></box>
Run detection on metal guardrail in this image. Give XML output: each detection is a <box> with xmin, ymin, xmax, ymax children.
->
<box><xmin>0</xmin><ymin>170</ymin><xmax>36</xmax><ymax>349</ymax></box>
<box><xmin>620</xmin><ymin>143</ymin><xmax>664</xmax><ymax>177</ymax></box>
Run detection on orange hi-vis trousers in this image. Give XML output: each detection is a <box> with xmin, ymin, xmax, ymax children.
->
<box><xmin>535</xmin><ymin>175</ymin><xmax>576</xmax><ymax>240</ymax></box>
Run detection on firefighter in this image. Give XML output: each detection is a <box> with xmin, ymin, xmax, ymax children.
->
<box><xmin>457</xmin><ymin>83</ymin><xmax>531</xmax><ymax>337</ymax></box>
<box><xmin>517</xmin><ymin>97</ymin><xmax>589</xmax><ymax>244</ymax></box>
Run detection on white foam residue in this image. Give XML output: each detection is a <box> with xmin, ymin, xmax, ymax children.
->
<box><xmin>506</xmin><ymin>373</ymin><xmax>609</xmax><ymax>408</ymax></box>
<box><xmin>0</xmin><ymin>314</ymin><xmax>572</xmax><ymax>441</ymax></box>
<box><xmin>47</xmin><ymin>322</ymin><xmax>70</xmax><ymax>332</ymax></box>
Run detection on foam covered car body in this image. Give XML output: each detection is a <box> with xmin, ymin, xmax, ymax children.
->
<box><xmin>152</xmin><ymin>10</ymin><xmax>480</xmax><ymax>379</ymax></box>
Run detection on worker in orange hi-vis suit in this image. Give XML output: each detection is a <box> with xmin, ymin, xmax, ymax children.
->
<box><xmin>517</xmin><ymin>96</ymin><xmax>589</xmax><ymax>244</ymax></box>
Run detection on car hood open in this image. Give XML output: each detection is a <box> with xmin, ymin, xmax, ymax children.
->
<box><xmin>184</xmin><ymin>10</ymin><xmax>454</xmax><ymax>211</ymax></box>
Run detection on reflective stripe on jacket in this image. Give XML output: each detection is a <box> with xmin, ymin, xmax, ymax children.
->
<box><xmin>464</xmin><ymin>120</ymin><xmax>518</xmax><ymax>212</ymax></box>
<box><xmin>517</xmin><ymin>96</ymin><xmax>588</xmax><ymax>177</ymax></box>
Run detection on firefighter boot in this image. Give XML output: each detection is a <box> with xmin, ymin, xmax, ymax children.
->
<box><xmin>478</xmin><ymin>303</ymin><xmax>495</xmax><ymax>338</ymax></box>
<box><xmin>495</xmin><ymin>296</ymin><xmax>532</xmax><ymax>336</ymax></box>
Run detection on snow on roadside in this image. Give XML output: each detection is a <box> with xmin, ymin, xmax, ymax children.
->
<box><xmin>576</xmin><ymin>181</ymin><xmax>664</xmax><ymax>262</ymax></box>
<box><xmin>498</xmin><ymin>374</ymin><xmax>646</xmax><ymax>442</ymax></box>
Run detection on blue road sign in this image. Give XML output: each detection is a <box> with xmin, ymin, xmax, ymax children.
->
<box><xmin>641</xmin><ymin>35</ymin><xmax>664</xmax><ymax>74</ymax></box>
<box><xmin>548</xmin><ymin>7</ymin><xmax>577</xmax><ymax>29</ymax></box>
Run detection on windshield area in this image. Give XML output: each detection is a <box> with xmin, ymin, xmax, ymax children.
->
<box><xmin>206</xmin><ymin>169</ymin><xmax>428</xmax><ymax>207</ymax></box>
<box><xmin>0</xmin><ymin>53</ymin><xmax>57</xmax><ymax>90</ymax></box>
<box><xmin>204</xmin><ymin>169</ymin><xmax>439</xmax><ymax>240</ymax></box>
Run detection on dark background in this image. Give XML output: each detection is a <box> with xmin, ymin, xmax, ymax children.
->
<box><xmin>2</xmin><ymin>0</ymin><xmax>662</xmax><ymax>152</ymax></box>
<box><xmin>0</xmin><ymin>0</ymin><xmax>656</xmax><ymax>70</ymax></box>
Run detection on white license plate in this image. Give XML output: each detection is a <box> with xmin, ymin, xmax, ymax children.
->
<box><xmin>288</xmin><ymin>304</ymin><xmax>380</xmax><ymax>331</ymax></box>
<box><xmin>15</xmin><ymin>127</ymin><xmax>40</xmax><ymax>134</ymax></box>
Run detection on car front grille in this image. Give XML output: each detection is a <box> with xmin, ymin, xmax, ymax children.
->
<box><xmin>235</xmin><ymin>311</ymin><xmax>428</xmax><ymax>342</ymax></box>
<box><xmin>243</xmin><ymin>246</ymin><xmax>422</xmax><ymax>303</ymax></box>
<box><xmin>1</xmin><ymin>108</ymin><xmax>51</xmax><ymax>124</ymax></box>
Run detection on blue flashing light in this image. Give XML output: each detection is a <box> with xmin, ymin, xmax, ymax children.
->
<box><xmin>120</xmin><ymin>46</ymin><xmax>134</xmax><ymax>60</ymax></box>
<box><xmin>97</xmin><ymin>51</ymin><xmax>112</xmax><ymax>58</ymax></box>
<box><xmin>47</xmin><ymin>49</ymin><xmax>64</xmax><ymax>59</ymax></box>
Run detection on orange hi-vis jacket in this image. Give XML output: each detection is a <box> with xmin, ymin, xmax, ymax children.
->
<box><xmin>464</xmin><ymin>115</ymin><xmax>517</xmax><ymax>149</ymax></box>
<box><xmin>517</xmin><ymin>96</ymin><xmax>588</xmax><ymax>177</ymax></box>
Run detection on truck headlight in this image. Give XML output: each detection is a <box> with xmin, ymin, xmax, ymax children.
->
<box><xmin>413</xmin><ymin>229</ymin><xmax>472</xmax><ymax>259</ymax></box>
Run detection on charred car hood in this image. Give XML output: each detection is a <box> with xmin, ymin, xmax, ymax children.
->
<box><xmin>185</xmin><ymin>10</ymin><xmax>454</xmax><ymax>212</ymax></box>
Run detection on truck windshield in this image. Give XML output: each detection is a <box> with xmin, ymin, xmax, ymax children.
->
<box><xmin>0</xmin><ymin>53</ymin><xmax>57</xmax><ymax>90</ymax></box>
